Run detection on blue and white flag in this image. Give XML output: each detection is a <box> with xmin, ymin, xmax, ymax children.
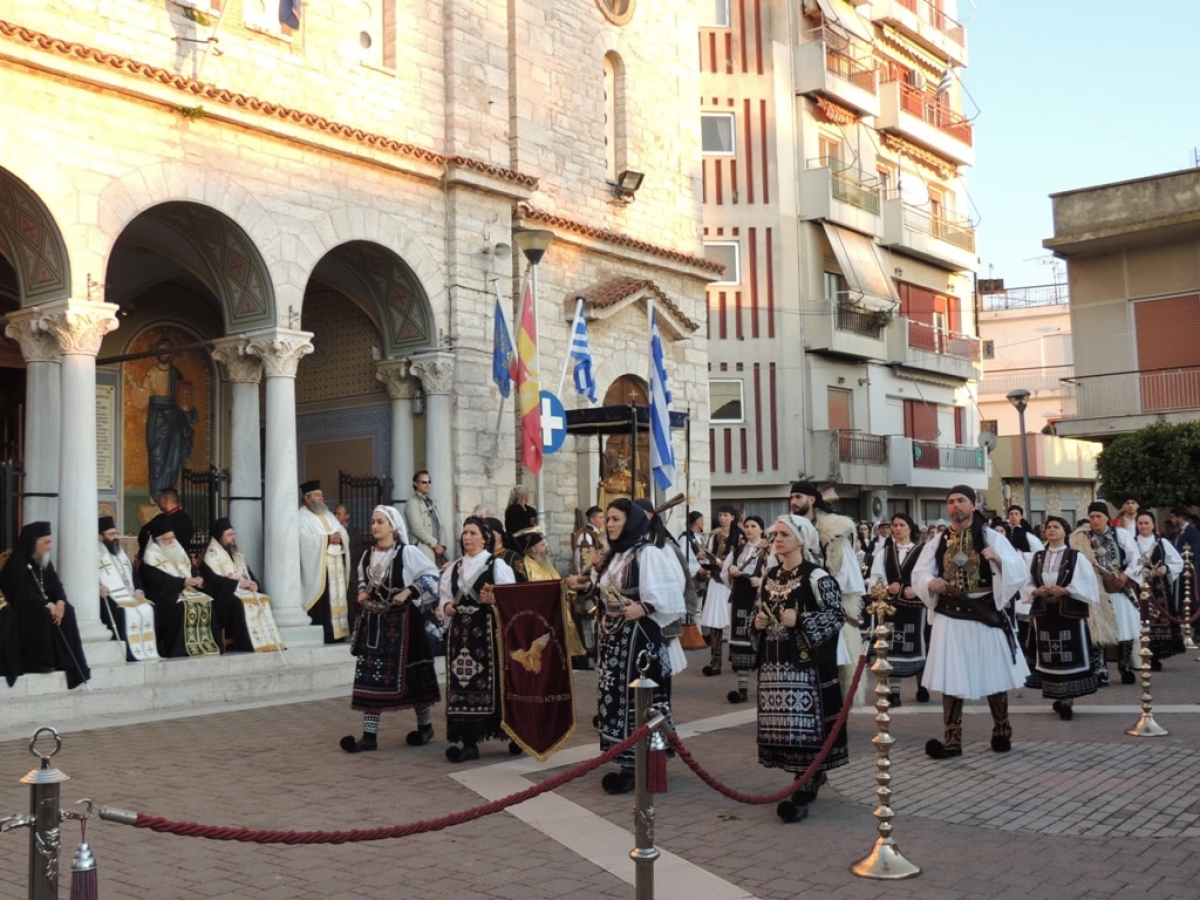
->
<box><xmin>492</xmin><ymin>288</ymin><xmax>515</xmax><ymax>398</ymax></box>
<box><xmin>568</xmin><ymin>302</ymin><xmax>598</xmax><ymax>404</ymax></box>
<box><xmin>280</xmin><ymin>0</ymin><xmax>302</xmax><ymax>29</ymax></box>
<box><xmin>649</xmin><ymin>307</ymin><xmax>675</xmax><ymax>491</ymax></box>
<box><xmin>934</xmin><ymin>66</ymin><xmax>954</xmax><ymax>98</ymax></box>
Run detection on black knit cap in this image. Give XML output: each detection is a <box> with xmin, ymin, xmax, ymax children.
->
<box><xmin>947</xmin><ymin>484</ymin><xmax>976</xmax><ymax>505</ymax></box>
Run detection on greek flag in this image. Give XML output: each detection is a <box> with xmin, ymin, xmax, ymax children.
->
<box><xmin>569</xmin><ymin>303</ymin><xmax>598</xmax><ymax>404</ymax></box>
<box><xmin>649</xmin><ymin>308</ymin><xmax>675</xmax><ymax>491</ymax></box>
<box><xmin>934</xmin><ymin>66</ymin><xmax>954</xmax><ymax>98</ymax></box>
<box><xmin>492</xmin><ymin>291</ymin><xmax>515</xmax><ymax>399</ymax></box>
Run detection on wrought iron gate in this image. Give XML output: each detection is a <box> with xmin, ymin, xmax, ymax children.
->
<box><xmin>337</xmin><ymin>470</ymin><xmax>394</xmax><ymax>557</ymax></box>
<box><xmin>180</xmin><ymin>466</ymin><xmax>229</xmax><ymax>557</ymax></box>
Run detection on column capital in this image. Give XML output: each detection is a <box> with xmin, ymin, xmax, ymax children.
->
<box><xmin>24</xmin><ymin>299</ymin><xmax>119</xmax><ymax>357</ymax></box>
<box><xmin>244</xmin><ymin>328</ymin><xmax>314</xmax><ymax>378</ymax></box>
<box><xmin>210</xmin><ymin>336</ymin><xmax>264</xmax><ymax>384</ymax></box>
<box><xmin>410</xmin><ymin>351</ymin><xmax>456</xmax><ymax>396</ymax></box>
<box><xmin>374</xmin><ymin>359</ymin><xmax>421</xmax><ymax>399</ymax></box>
<box><xmin>3</xmin><ymin>307</ymin><xmax>62</xmax><ymax>363</ymax></box>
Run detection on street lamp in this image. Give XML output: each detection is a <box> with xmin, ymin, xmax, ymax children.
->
<box><xmin>513</xmin><ymin>228</ymin><xmax>554</xmax><ymax>532</ymax></box>
<box><xmin>1007</xmin><ymin>388</ymin><xmax>1032</xmax><ymax>516</ymax></box>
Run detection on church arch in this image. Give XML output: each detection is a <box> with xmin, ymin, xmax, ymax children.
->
<box><xmin>0</xmin><ymin>166</ymin><xmax>72</xmax><ymax>306</ymax></box>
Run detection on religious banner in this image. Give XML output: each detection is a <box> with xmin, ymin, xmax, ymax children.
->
<box><xmin>495</xmin><ymin>580</ymin><xmax>575</xmax><ymax>761</ymax></box>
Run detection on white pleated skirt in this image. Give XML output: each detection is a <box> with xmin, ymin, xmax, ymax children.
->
<box><xmin>921</xmin><ymin>614</ymin><xmax>1029</xmax><ymax>699</ymax></box>
<box><xmin>700</xmin><ymin>579</ymin><xmax>731</xmax><ymax>629</ymax></box>
<box><xmin>1108</xmin><ymin>591</ymin><xmax>1142</xmax><ymax>642</ymax></box>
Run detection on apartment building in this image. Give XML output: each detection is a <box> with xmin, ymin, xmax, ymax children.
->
<box><xmin>701</xmin><ymin>0</ymin><xmax>984</xmax><ymax>525</ymax></box>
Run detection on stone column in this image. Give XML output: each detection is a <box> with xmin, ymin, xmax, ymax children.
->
<box><xmin>375</xmin><ymin>360</ymin><xmax>418</xmax><ymax>505</ymax></box>
<box><xmin>210</xmin><ymin>337</ymin><xmax>265</xmax><ymax>578</ymax></box>
<box><xmin>410</xmin><ymin>352</ymin><xmax>456</xmax><ymax>557</ymax></box>
<box><xmin>245</xmin><ymin>328</ymin><xmax>321</xmax><ymax>644</ymax></box>
<box><xmin>4</xmin><ymin>309</ymin><xmax>62</xmax><ymax>532</ymax></box>
<box><xmin>40</xmin><ymin>299</ymin><xmax>123</xmax><ymax>665</ymax></box>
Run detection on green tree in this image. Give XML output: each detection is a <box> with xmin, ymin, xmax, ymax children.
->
<box><xmin>1095</xmin><ymin>421</ymin><xmax>1200</xmax><ymax>508</ymax></box>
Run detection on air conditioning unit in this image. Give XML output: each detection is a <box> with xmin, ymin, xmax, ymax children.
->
<box><xmin>982</xmin><ymin>340</ymin><xmax>995</xmax><ymax>359</ymax></box>
<box><xmin>865</xmin><ymin>491</ymin><xmax>887</xmax><ymax>521</ymax></box>
<box><xmin>905</xmin><ymin>70</ymin><xmax>926</xmax><ymax>90</ymax></box>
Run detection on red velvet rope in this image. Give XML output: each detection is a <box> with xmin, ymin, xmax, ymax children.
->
<box><xmin>668</xmin><ymin>649</ymin><xmax>870</xmax><ymax>805</ymax></box>
<box><xmin>1141</xmin><ymin>591</ymin><xmax>1200</xmax><ymax>627</ymax></box>
<box><xmin>132</xmin><ymin>724</ymin><xmax>652</xmax><ymax>844</ymax></box>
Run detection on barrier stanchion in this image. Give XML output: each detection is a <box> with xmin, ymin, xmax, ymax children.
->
<box><xmin>630</xmin><ymin>652</ymin><xmax>660</xmax><ymax>900</ymax></box>
<box><xmin>1183</xmin><ymin>547</ymin><xmax>1198</xmax><ymax>653</ymax></box>
<box><xmin>1126</xmin><ymin>579</ymin><xmax>1169</xmax><ymax>738</ymax></box>
<box><xmin>850</xmin><ymin>582</ymin><xmax>920</xmax><ymax>880</ymax></box>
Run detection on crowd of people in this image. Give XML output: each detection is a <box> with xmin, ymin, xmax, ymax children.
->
<box><xmin>2</xmin><ymin>474</ymin><xmax>1197</xmax><ymax>827</ymax></box>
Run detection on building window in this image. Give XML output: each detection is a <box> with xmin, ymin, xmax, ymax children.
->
<box><xmin>710</xmin><ymin>380</ymin><xmax>744</xmax><ymax>423</ymax></box>
<box><xmin>827</xmin><ymin>387</ymin><xmax>853</xmax><ymax>431</ymax></box>
<box><xmin>979</xmin><ymin>419</ymin><xmax>998</xmax><ymax>435</ymax></box>
<box><xmin>921</xmin><ymin>500</ymin><xmax>944</xmax><ymax>526</ymax></box>
<box><xmin>244</xmin><ymin>0</ymin><xmax>285</xmax><ymax>36</ymax></box>
<box><xmin>604</xmin><ymin>53</ymin><xmax>628</xmax><ymax>181</ymax></box>
<box><xmin>705</xmin><ymin>0</ymin><xmax>731</xmax><ymax>27</ymax></box>
<box><xmin>359</xmin><ymin>0</ymin><xmax>396</xmax><ymax>68</ymax></box>
<box><xmin>705</xmin><ymin>242</ymin><xmax>740</xmax><ymax>285</ymax></box>
<box><xmin>823</xmin><ymin>271</ymin><xmax>849</xmax><ymax>302</ymax></box>
<box><xmin>817</xmin><ymin>134</ymin><xmax>841</xmax><ymax>167</ymax></box>
<box><xmin>887</xmin><ymin>499</ymin><xmax>911</xmax><ymax>518</ymax></box>
<box><xmin>701</xmin><ymin>113</ymin><xmax>735</xmax><ymax>155</ymax></box>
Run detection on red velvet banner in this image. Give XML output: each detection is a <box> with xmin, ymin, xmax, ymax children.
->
<box><xmin>495</xmin><ymin>579</ymin><xmax>576</xmax><ymax>761</ymax></box>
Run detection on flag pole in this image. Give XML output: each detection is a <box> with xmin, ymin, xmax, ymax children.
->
<box><xmin>556</xmin><ymin>297</ymin><xmax>584</xmax><ymax>398</ymax></box>
<box><xmin>647</xmin><ymin>297</ymin><xmax>656</xmax><ymax>508</ymax></box>
<box><xmin>531</xmin><ymin>259</ymin><xmax>545</xmax><ymax>539</ymax></box>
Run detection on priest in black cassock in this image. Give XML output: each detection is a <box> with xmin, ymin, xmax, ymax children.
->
<box><xmin>200</xmin><ymin>517</ymin><xmax>262</xmax><ymax>652</ymax></box>
<box><xmin>140</xmin><ymin>517</ymin><xmax>222</xmax><ymax>658</ymax></box>
<box><xmin>1</xmin><ymin>548</ymin><xmax>22</xmax><ymax>687</ymax></box>
<box><xmin>137</xmin><ymin>487</ymin><xmax>196</xmax><ymax>561</ymax></box>
<box><xmin>0</xmin><ymin>522</ymin><xmax>91</xmax><ymax>689</ymax></box>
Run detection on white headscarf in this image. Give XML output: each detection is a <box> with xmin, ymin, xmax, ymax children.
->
<box><xmin>775</xmin><ymin>514</ymin><xmax>822</xmax><ymax>566</ymax></box>
<box><xmin>374</xmin><ymin>505</ymin><xmax>410</xmax><ymax>545</ymax></box>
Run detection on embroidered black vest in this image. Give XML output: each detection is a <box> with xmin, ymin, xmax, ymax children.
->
<box><xmin>1028</xmin><ymin>547</ymin><xmax>1088</xmax><ymax>619</ymax></box>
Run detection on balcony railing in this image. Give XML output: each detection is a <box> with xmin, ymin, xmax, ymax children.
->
<box><xmin>808</xmin><ymin>158</ymin><xmax>881</xmax><ymax>213</ymax></box>
<box><xmin>980</xmin><ymin>284</ymin><xmax>1069</xmax><ymax>310</ymax></box>
<box><xmin>978</xmin><ymin>365</ymin><xmax>1073</xmax><ymax>396</ymax></box>
<box><xmin>801</xmin><ymin>25</ymin><xmax>877</xmax><ymax>94</ymax></box>
<box><xmin>912</xmin><ymin>439</ymin><xmax>985</xmax><ymax>471</ymax></box>
<box><xmin>891</xmin><ymin>80</ymin><xmax>973</xmax><ymax>146</ymax></box>
<box><xmin>897</xmin><ymin>199</ymin><xmax>976</xmax><ymax>252</ymax></box>
<box><xmin>838</xmin><ymin>431</ymin><xmax>889</xmax><ymax>465</ymax></box>
<box><xmin>1061</xmin><ymin>366</ymin><xmax>1200</xmax><ymax>419</ymax></box>
<box><xmin>907</xmin><ymin>319</ymin><xmax>981</xmax><ymax>362</ymax></box>
<box><xmin>896</xmin><ymin>0</ymin><xmax>965</xmax><ymax>45</ymax></box>
<box><xmin>835</xmin><ymin>303</ymin><xmax>889</xmax><ymax>337</ymax></box>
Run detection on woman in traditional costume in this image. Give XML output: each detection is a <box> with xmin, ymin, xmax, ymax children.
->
<box><xmin>752</xmin><ymin>514</ymin><xmax>848</xmax><ymax>823</ymax></box>
<box><xmin>439</xmin><ymin>517</ymin><xmax>517</xmax><ymax>762</ymax></box>
<box><xmin>1020</xmin><ymin>516</ymin><xmax>1100</xmax><ymax>720</ymax></box>
<box><xmin>867</xmin><ymin>513</ymin><xmax>929</xmax><ymax>706</ymax></box>
<box><xmin>721</xmin><ymin>515</ymin><xmax>772</xmax><ymax>704</ymax></box>
<box><xmin>341</xmin><ymin>505</ymin><xmax>442</xmax><ymax>753</ymax></box>
<box><xmin>566</xmin><ymin>499</ymin><xmax>685</xmax><ymax>795</ymax></box>
<box><xmin>1133</xmin><ymin>511</ymin><xmax>1184</xmax><ymax>669</ymax></box>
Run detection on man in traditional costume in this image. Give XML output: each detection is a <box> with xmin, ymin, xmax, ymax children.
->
<box><xmin>405</xmin><ymin>471</ymin><xmax>448</xmax><ymax>565</ymax></box>
<box><xmin>568</xmin><ymin>506</ymin><xmax>606</xmax><ymax>668</ymax></box>
<box><xmin>98</xmin><ymin>516</ymin><xmax>158</xmax><ymax>661</ymax></box>
<box><xmin>137</xmin><ymin>487</ymin><xmax>195</xmax><ymax>561</ymax></box>
<box><xmin>297</xmin><ymin>480</ymin><xmax>351</xmax><ymax>643</ymax></box>
<box><xmin>0</xmin><ymin>523</ymin><xmax>90</xmax><ymax>688</ymax></box>
<box><xmin>566</xmin><ymin>499</ymin><xmax>684</xmax><ymax>795</ymax></box>
<box><xmin>751</xmin><ymin>514</ymin><xmax>847</xmax><ymax>823</ymax></box>
<box><xmin>867</xmin><ymin>513</ymin><xmax>929</xmax><ymax>706</ymax></box>
<box><xmin>1006</xmin><ymin>504</ymin><xmax>1045</xmax><ymax>686</ymax></box>
<box><xmin>790</xmin><ymin>481</ymin><xmax>866</xmax><ymax>702</ymax></box>
<box><xmin>699</xmin><ymin>505</ymin><xmax>744</xmax><ymax>677</ymax></box>
<box><xmin>1111</xmin><ymin>493</ymin><xmax>1140</xmax><ymax>536</ymax></box>
<box><xmin>201</xmin><ymin>518</ymin><xmax>282</xmax><ymax>654</ymax></box>
<box><xmin>141</xmin><ymin>519</ymin><xmax>222</xmax><ymax>658</ymax></box>
<box><xmin>341</xmin><ymin>505</ymin><xmax>442</xmax><ymax>753</ymax></box>
<box><xmin>1073</xmin><ymin>501</ymin><xmax>1142</xmax><ymax>684</ymax></box>
<box><xmin>912</xmin><ymin>485</ymin><xmax>1029</xmax><ymax>759</ymax></box>
<box><xmin>1020</xmin><ymin>516</ymin><xmax>1100</xmax><ymax>720</ymax></box>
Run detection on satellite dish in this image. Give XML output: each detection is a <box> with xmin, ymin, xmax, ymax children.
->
<box><xmin>978</xmin><ymin>430</ymin><xmax>997</xmax><ymax>454</ymax></box>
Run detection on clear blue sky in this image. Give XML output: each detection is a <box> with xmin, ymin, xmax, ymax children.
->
<box><xmin>964</xmin><ymin>0</ymin><xmax>1199</xmax><ymax>288</ymax></box>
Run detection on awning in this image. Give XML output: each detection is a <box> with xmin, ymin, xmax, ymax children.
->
<box><xmin>814</xmin><ymin>0</ymin><xmax>875</xmax><ymax>44</ymax></box>
<box><xmin>822</xmin><ymin>222</ymin><xmax>900</xmax><ymax>311</ymax></box>
<box><xmin>565</xmin><ymin>405</ymin><xmax>689</xmax><ymax>436</ymax></box>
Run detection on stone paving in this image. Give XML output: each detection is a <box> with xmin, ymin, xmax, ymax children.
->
<box><xmin>0</xmin><ymin>647</ymin><xmax>1198</xmax><ymax>900</ymax></box>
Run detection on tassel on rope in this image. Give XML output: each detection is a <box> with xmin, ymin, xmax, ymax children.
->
<box><xmin>647</xmin><ymin>747</ymin><xmax>668</xmax><ymax>794</ymax></box>
<box><xmin>71</xmin><ymin>811</ymin><xmax>99</xmax><ymax>900</ymax></box>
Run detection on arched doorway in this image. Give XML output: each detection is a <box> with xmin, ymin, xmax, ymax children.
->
<box><xmin>599</xmin><ymin>374</ymin><xmax>651</xmax><ymax>501</ymax></box>
<box><xmin>103</xmin><ymin>201</ymin><xmax>275</xmax><ymax>533</ymax></box>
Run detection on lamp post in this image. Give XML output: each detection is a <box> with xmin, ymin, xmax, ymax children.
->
<box><xmin>513</xmin><ymin>228</ymin><xmax>554</xmax><ymax>535</ymax></box>
<box><xmin>1007</xmin><ymin>388</ymin><xmax>1032</xmax><ymax>514</ymax></box>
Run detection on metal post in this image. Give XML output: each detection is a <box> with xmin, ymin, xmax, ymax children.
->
<box><xmin>630</xmin><ymin>653</ymin><xmax>659</xmax><ymax>900</ymax></box>
<box><xmin>0</xmin><ymin>728</ymin><xmax>72</xmax><ymax>900</ymax></box>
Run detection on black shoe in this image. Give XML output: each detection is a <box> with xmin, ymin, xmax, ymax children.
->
<box><xmin>727</xmin><ymin>689</ymin><xmax>748</xmax><ymax>704</ymax></box>
<box><xmin>915</xmin><ymin>685</ymin><xmax>930</xmax><ymax>703</ymax></box>
<box><xmin>793</xmin><ymin>770</ymin><xmax>828</xmax><ymax>805</ymax></box>
<box><xmin>1150</xmin><ymin>658</ymin><xmax>1162</xmax><ymax>672</ymax></box>
<box><xmin>1052</xmin><ymin>700</ymin><xmax>1063</xmax><ymax>714</ymax></box>
<box><xmin>340</xmin><ymin>734</ymin><xmax>378</xmax><ymax>754</ymax></box>
<box><xmin>508</xmin><ymin>741</ymin><xmax>524</xmax><ymax>756</ymax></box>
<box><xmin>925</xmin><ymin>739</ymin><xmax>961</xmax><ymax>760</ymax></box>
<box><xmin>888</xmin><ymin>691</ymin><xmax>902</xmax><ymax>708</ymax></box>
<box><xmin>776</xmin><ymin>800</ymin><xmax>809</xmax><ymax>823</ymax></box>
<box><xmin>1121</xmin><ymin>669</ymin><xmax>1137</xmax><ymax>685</ymax></box>
<box><xmin>1057</xmin><ymin>703</ymin><xmax>1073</xmax><ymax>721</ymax></box>
<box><xmin>702</xmin><ymin>664</ymin><xmax>722</xmax><ymax>677</ymax></box>
<box><xmin>445</xmin><ymin>744</ymin><xmax>480</xmax><ymax>763</ymax></box>
<box><xmin>406</xmin><ymin>725</ymin><xmax>434</xmax><ymax>746</ymax></box>
<box><xmin>991</xmin><ymin>734</ymin><xmax>1012</xmax><ymax>753</ymax></box>
<box><xmin>602</xmin><ymin>771</ymin><xmax>635</xmax><ymax>795</ymax></box>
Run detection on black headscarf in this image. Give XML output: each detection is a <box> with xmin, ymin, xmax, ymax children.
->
<box><xmin>607</xmin><ymin>498</ymin><xmax>651</xmax><ymax>554</ymax></box>
<box><xmin>633</xmin><ymin>499</ymin><xmax>672</xmax><ymax>549</ymax></box>
<box><xmin>460</xmin><ymin>516</ymin><xmax>495</xmax><ymax>557</ymax></box>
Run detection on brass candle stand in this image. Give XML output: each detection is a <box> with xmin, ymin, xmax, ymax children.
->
<box><xmin>1125</xmin><ymin>579</ymin><xmax>1169</xmax><ymax>738</ymax></box>
<box><xmin>1183</xmin><ymin>546</ymin><xmax>1198</xmax><ymax>654</ymax></box>
<box><xmin>850</xmin><ymin>580</ymin><xmax>921</xmax><ymax>880</ymax></box>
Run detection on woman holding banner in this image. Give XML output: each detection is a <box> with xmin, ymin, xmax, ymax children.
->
<box><xmin>567</xmin><ymin>499</ymin><xmax>685</xmax><ymax>795</ymax></box>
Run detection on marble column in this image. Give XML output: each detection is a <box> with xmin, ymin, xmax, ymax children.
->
<box><xmin>4</xmin><ymin>309</ymin><xmax>62</xmax><ymax>533</ymax></box>
<box><xmin>41</xmin><ymin>299</ymin><xmax>123</xmax><ymax>665</ymax></box>
<box><xmin>245</xmin><ymin>328</ymin><xmax>322</xmax><ymax>644</ymax></box>
<box><xmin>375</xmin><ymin>359</ymin><xmax>418</xmax><ymax>505</ymax></box>
<box><xmin>210</xmin><ymin>337</ymin><xmax>265</xmax><ymax>578</ymax></box>
<box><xmin>410</xmin><ymin>352</ymin><xmax>456</xmax><ymax>557</ymax></box>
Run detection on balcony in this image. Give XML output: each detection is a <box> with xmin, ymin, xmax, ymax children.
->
<box><xmin>800</xmin><ymin>159</ymin><xmax>881</xmax><ymax>235</ymax></box>
<box><xmin>878</xmin><ymin>80</ymin><xmax>974</xmax><ymax>167</ymax></box>
<box><xmin>889</xmin><ymin>436</ymin><xmax>988</xmax><ymax>491</ymax></box>
<box><xmin>1057</xmin><ymin>366</ymin><xmax>1200</xmax><ymax>441</ymax></box>
<box><xmin>978</xmin><ymin>365</ymin><xmax>1073</xmax><ymax>398</ymax></box>
<box><xmin>794</xmin><ymin>26</ymin><xmax>880</xmax><ymax>117</ymax></box>
<box><xmin>866</xmin><ymin>0</ymin><xmax>968</xmax><ymax>67</ymax></box>
<box><xmin>811</xmin><ymin>430</ymin><xmax>891</xmax><ymax>486</ymax></box>
<box><xmin>881</xmin><ymin>195</ymin><xmax>978</xmax><ymax>271</ymax></box>
<box><xmin>887</xmin><ymin>317</ymin><xmax>981</xmax><ymax>381</ymax></box>
<box><xmin>807</xmin><ymin>300</ymin><xmax>891</xmax><ymax>359</ymax></box>
<box><xmin>991</xmin><ymin>434</ymin><xmax>1099</xmax><ymax>484</ymax></box>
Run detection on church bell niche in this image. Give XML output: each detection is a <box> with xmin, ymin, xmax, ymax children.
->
<box><xmin>121</xmin><ymin>324</ymin><xmax>212</xmax><ymax>530</ymax></box>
